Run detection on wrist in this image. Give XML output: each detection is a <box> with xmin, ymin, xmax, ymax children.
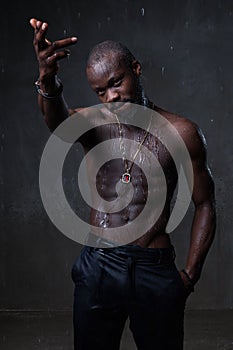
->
<box><xmin>181</xmin><ymin>269</ymin><xmax>195</xmax><ymax>292</ymax></box>
<box><xmin>185</xmin><ymin>265</ymin><xmax>201</xmax><ymax>284</ymax></box>
<box><xmin>35</xmin><ymin>76</ymin><xmax>63</xmax><ymax>99</ymax></box>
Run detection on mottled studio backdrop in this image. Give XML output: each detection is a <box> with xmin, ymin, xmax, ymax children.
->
<box><xmin>1</xmin><ymin>0</ymin><xmax>233</xmax><ymax>310</ymax></box>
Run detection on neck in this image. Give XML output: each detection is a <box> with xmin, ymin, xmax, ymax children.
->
<box><xmin>141</xmin><ymin>93</ymin><xmax>156</xmax><ymax>111</ymax></box>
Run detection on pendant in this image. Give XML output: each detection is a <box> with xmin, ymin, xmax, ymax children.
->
<box><xmin>121</xmin><ymin>172</ymin><xmax>131</xmax><ymax>184</ymax></box>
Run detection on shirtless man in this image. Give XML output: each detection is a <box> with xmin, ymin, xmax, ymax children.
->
<box><xmin>30</xmin><ymin>18</ymin><xmax>216</xmax><ymax>350</ymax></box>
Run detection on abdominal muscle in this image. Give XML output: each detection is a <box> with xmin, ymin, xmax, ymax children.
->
<box><xmin>90</xmin><ymin>207</ymin><xmax>172</xmax><ymax>248</ymax></box>
<box><xmin>88</xmin><ymin>162</ymin><xmax>174</xmax><ymax>248</ymax></box>
<box><xmin>83</xmin><ymin>125</ymin><xmax>177</xmax><ymax>249</ymax></box>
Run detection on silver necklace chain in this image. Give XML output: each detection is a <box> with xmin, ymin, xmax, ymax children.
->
<box><xmin>114</xmin><ymin>112</ymin><xmax>152</xmax><ymax>183</ymax></box>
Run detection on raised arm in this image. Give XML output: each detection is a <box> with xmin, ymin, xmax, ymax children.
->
<box><xmin>179</xmin><ymin>120</ymin><xmax>216</xmax><ymax>292</ymax></box>
<box><xmin>30</xmin><ymin>18</ymin><xmax>78</xmax><ymax>131</ymax></box>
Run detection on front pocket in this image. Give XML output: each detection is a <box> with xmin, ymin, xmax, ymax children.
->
<box><xmin>174</xmin><ymin>266</ymin><xmax>191</xmax><ymax>299</ymax></box>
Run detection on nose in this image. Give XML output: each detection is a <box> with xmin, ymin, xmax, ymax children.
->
<box><xmin>105</xmin><ymin>88</ymin><xmax>120</xmax><ymax>103</ymax></box>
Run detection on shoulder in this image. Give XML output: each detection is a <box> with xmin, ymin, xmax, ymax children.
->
<box><xmin>155</xmin><ymin>106</ymin><xmax>207</xmax><ymax>160</ymax></box>
<box><xmin>68</xmin><ymin>107</ymin><xmax>84</xmax><ymax>116</ymax></box>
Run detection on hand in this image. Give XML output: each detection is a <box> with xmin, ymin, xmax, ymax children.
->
<box><xmin>179</xmin><ymin>270</ymin><xmax>194</xmax><ymax>297</ymax></box>
<box><xmin>29</xmin><ymin>18</ymin><xmax>77</xmax><ymax>85</ymax></box>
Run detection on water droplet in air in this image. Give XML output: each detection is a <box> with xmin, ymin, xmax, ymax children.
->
<box><xmin>140</xmin><ymin>8</ymin><xmax>145</xmax><ymax>16</ymax></box>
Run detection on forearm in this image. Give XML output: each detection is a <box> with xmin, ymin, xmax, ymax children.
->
<box><xmin>185</xmin><ymin>201</ymin><xmax>216</xmax><ymax>284</ymax></box>
<box><xmin>37</xmin><ymin>76</ymin><xmax>70</xmax><ymax>132</ymax></box>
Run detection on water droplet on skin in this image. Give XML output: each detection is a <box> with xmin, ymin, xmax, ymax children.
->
<box><xmin>100</xmin><ymin>213</ymin><xmax>110</xmax><ymax>227</ymax></box>
<box><xmin>155</xmin><ymin>139</ymin><xmax>159</xmax><ymax>159</ymax></box>
<box><xmin>122</xmin><ymin>208</ymin><xmax>129</xmax><ymax>222</ymax></box>
<box><xmin>104</xmin><ymin>213</ymin><xmax>109</xmax><ymax>222</ymax></box>
<box><xmin>140</xmin><ymin>8</ymin><xmax>145</xmax><ymax>16</ymax></box>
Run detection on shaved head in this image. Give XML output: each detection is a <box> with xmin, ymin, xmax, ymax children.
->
<box><xmin>86</xmin><ymin>40</ymin><xmax>136</xmax><ymax>70</ymax></box>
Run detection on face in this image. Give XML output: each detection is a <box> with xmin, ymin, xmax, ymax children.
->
<box><xmin>86</xmin><ymin>53</ymin><xmax>142</xmax><ymax>105</ymax></box>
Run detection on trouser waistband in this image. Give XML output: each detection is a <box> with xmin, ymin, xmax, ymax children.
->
<box><xmin>86</xmin><ymin>243</ymin><xmax>176</xmax><ymax>264</ymax></box>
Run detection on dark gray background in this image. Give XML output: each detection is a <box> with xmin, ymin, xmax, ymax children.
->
<box><xmin>1</xmin><ymin>0</ymin><xmax>232</xmax><ymax>311</ymax></box>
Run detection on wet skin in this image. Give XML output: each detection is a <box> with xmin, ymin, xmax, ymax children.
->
<box><xmin>79</xmin><ymin>57</ymin><xmax>178</xmax><ymax>247</ymax></box>
<box><xmin>78</xmin><ymin>106</ymin><xmax>178</xmax><ymax>248</ymax></box>
<box><xmin>83</xmin><ymin>57</ymin><xmax>180</xmax><ymax>248</ymax></box>
<box><xmin>31</xmin><ymin>18</ymin><xmax>216</xmax><ymax>286</ymax></box>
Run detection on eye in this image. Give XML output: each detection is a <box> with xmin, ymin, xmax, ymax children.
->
<box><xmin>96</xmin><ymin>89</ymin><xmax>105</xmax><ymax>96</ymax></box>
<box><xmin>113</xmin><ymin>79</ymin><xmax>122</xmax><ymax>87</ymax></box>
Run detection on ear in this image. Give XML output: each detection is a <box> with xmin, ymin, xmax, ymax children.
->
<box><xmin>132</xmin><ymin>60</ymin><xmax>141</xmax><ymax>76</ymax></box>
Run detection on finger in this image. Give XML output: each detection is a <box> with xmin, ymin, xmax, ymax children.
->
<box><xmin>40</xmin><ymin>47</ymin><xmax>71</xmax><ymax>59</ymax></box>
<box><xmin>46</xmin><ymin>50</ymin><xmax>72</xmax><ymax>64</ymax></box>
<box><xmin>35</xmin><ymin>20</ymin><xmax>42</xmax><ymax>30</ymax></box>
<box><xmin>45</xmin><ymin>38</ymin><xmax>52</xmax><ymax>45</ymax></box>
<box><xmin>29</xmin><ymin>18</ymin><xmax>51</xmax><ymax>45</ymax></box>
<box><xmin>34</xmin><ymin>20</ymin><xmax>52</xmax><ymax>50</ymax></box>
<box><xmin>29</xmin><ymin>18</ymin><xmax>38</xmax><ymax>29</ymax></box>
<box><xmin>51</xmin><ymin>37</ymin><xmax>78</xmax><ymax>50</ymax></box>
<box><xmin>38</xmin><ymin>22</ymin><xmax>52</xmax><ymax>45</ymax></box>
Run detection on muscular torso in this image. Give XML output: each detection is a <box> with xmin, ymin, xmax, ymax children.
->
<box><xmin>78</xmin><ymin>107</ymin><xmax>181</xmax><ymax>248</ymax></box>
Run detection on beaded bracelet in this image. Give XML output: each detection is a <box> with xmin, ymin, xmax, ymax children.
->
<box><xmin>181</xmin><ymin>269</ymin><xmax>195</xmax><ymax>292</ymax></box>
<box><xmin>35</xmin><ymin>78</ymin><xmax>63</xmax><ymax>99</ymax></box>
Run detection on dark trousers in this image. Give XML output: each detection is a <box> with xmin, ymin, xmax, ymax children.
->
<box><xmin>71</xmin><ymin>244</ymin><xmax>188</xmax><ymax>350</ymax></box>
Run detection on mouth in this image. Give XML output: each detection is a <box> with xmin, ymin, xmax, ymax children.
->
<box><xmin>104</xmin><ymin>101</ymin><xmax>132</xmax><ymax>114</ymax></box>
